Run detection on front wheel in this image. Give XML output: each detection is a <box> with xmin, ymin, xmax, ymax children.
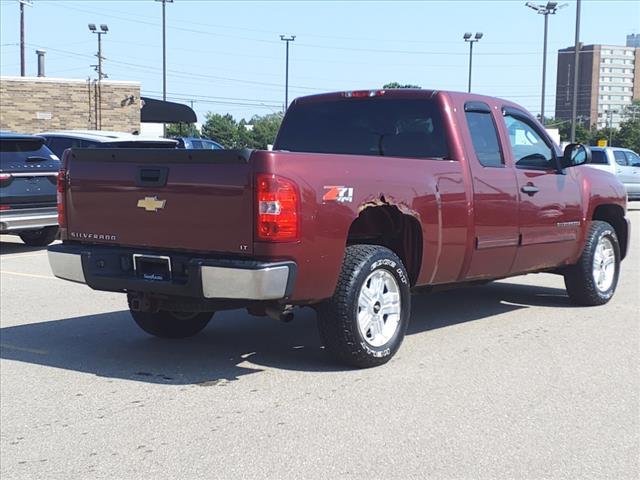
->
<box><xmin>129</xmin><ymin>300</ymin><xmax>214</xmax><ymax>339</ymax></box>
<box><xmin>564</xmin><ymin>220</ymin><xmax>620</xmax><ymax>306</ymax></box>
<box><xmin>317</xmin><ymin>245</ymin><xmax>411</xmax><ymax>368</ymax></box>
<box><xmin>19</xmin><ymin>226</ymin><xmax>58</xmax><ymax>246</ymax></box>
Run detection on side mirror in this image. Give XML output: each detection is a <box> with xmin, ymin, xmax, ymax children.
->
<box><xmin>560</xmin><ymin>143</ymin><xmax>592</xmax><ymax>169</ymax></box>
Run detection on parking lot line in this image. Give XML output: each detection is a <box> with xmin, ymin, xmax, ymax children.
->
<box><xmin>0</xmin><ymin>270</ymin><xmax>55</xmax><ymax>280</ymax></box>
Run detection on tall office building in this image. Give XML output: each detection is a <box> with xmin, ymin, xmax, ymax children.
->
<box><xmin>555</xmin><ymin>42</ymin><xmax>639</xmax><ymax>129</ymax></box>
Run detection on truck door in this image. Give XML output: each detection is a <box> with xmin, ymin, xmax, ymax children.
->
<box><xmin>462</xmin><ymin>102</ymin><xmax>520</xmax><ymax>279</ymax></box>
<box><xmin>500</xmin><ymin>108</ymin><xmax>582</xmax><ymax>273</ymax></box>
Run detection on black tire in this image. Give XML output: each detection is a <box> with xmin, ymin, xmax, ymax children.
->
<box><xmin>19</xmin><ymin>227</ymin><xmax>58</xmax><ymax>247</ymax></box>
<box><xmin>564</xmin><ymin>220</ymin><xmax>620</xmax><ymax>306</ymax></box>
<box><xmin>317</xmin><ymin>245</ymin><xmax>411</xmax><ymax>368</ymax></box>
<box><xmin>128</xmin><ymin>301</ymin><xmax>214</xmax><ymax>339</ymax></box>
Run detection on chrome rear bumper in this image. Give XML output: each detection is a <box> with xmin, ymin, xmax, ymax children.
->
<box><xmin>0</xmin><ymin>207</ymin><xmax>58</xmax><ymax>232</ymax></box>
<box><xmin>48</xmin><ymin>246</ymin><xmax>295</xmax><ymax>301</ymax></box>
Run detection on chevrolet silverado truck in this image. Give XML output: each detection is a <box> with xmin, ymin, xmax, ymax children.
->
<box><xmin>48</xmin><ymin>89</ymin><xmax>630</xmax><ymax>368</ymax></box>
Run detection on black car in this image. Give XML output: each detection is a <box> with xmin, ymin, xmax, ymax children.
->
<box><xmin>0</xmin><ymin>133</ymin><xmax>60</xmax><ymax>246</ymax></box>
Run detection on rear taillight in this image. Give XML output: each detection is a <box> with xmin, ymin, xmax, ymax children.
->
<box><xmin>257</xmin><ymin>173</ymin><xmax>299</xmax><ymax>241</ymax></box>
<box><xmin>0</xmin><ymin>205</ymin><xmax>11</xmax><ymax>211</ymax></box>
<box><xmin>57</xmin><ymin>168</ymin><xmax>67</xmax><ymax>228</ymax></box>
<box><xmin>0</xmin><ymin>173</ymin><xmax>12</xmax><ymax>184</ymax></box>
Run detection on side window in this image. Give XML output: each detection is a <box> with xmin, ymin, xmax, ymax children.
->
<box><xmin>503</xmin><ymin>114</ymin><xmax>554</xmax><ymax>169</ymax></box>
<box><xmin>465</xmin><ymin>110</ymin><xmax>503</xmax><ymax>167</ymax></box>
<box><xmin>191</xmin><ymin>140</ymin><xmax>204</xmax><ymax>149</ymax></box>
<box><xmin>81</xmin><ymin>140</ymin><xmax>100</xmax><ymax>149</ymax></box>
<box><xmin>625</xmin><ymin>151</ymin><xmax>640</xmax><ymax>167</ymax></box>
<box><xmin>613</xmin><ymin>151</ymin><xmax>627</xmax><ymax>166</ymax></box>
<box><xmin>46</xmin><ymin>137</ymin><xmax>74</xmax><ymax>158</ymax></box>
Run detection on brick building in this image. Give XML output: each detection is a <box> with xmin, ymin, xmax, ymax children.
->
<box><xmin>554</xmin><ymin>43</ymin><xmax>640</xmax><ymax>129</ymax></box>
<box><xmin>0</xmin><ymin>76</ymin><xmax>141</xmax><ymax>134</ymax></box>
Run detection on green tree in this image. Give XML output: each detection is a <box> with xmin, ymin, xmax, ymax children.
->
<box><xmin>201</xmin><ymin>113</ymin><xmax>238</xmax><ymax>148</ymax></box>
<box><xmin>247</xmin><ymin>113</ymin><xmax>283</xmax><ymax>149</ymax></box>
<box><xmin>549</xmin><ymin>119</ymin><xmax>592</xmax><ymax>145</ymax></box>
<box><xmin>383</xmin><ymin>82</ymin><xmax>421</xmax><ymax>89</ymax></box>
<box><xmin>165</xmin><ymin>123</ymin><xmax>200</xmax><ymax>138</ymax></box>
<box><xmin>617</xmin><ymin>116</ymin><xmax>640</xmax><ymax>153</ymax></box>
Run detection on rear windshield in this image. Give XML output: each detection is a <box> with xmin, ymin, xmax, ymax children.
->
<box><xmin>275</xmin><ymin>97</ymin><xmax>449</xmax><ymax>159</ymax></box>
<box><xmin>0</xmin><ymin>139</ymin><xmax>59</xmax><ymax>169</ymax></box>
<box><xmin>590</xmin><ymin>150</ymin><xmax>608</xmax><ymax>165</ymax></box>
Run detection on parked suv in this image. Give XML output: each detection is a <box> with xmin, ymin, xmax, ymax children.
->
<box><xmin>173</xmin><ymin>137</ymin><xmax>223</xmax><ymax>150</ymax></box>
<box><xmin>39</xmin><ymin>130</ymin><xmax>178</xmax><ymax>158</ymax></box>
<box><xmin>588</xmin><ymin>147</ymin><xmax>640</xmax><ymax>200</ymax></box>
<box><xmin>0</xmin><ymin>133</ymin><xmax>59</xmax><ymax>246</ymax></box>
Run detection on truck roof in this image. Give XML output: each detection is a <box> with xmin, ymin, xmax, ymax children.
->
<box><xmin>293</xmin><ymin>88</ymin><xmax>524</xmax><ymax>111</ymax></box>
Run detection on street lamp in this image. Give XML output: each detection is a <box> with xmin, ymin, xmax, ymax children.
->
<box><xmin>525</xmin><ymin>1</ymin><xmax>567</xmax><ymax>125</ymax></box>
<box><xmin>156</xmin><ymin>0</ymin><xmax>173</xmax><ymax>136</ymax></box>
<box><xmin>280</xmin><ymin>35</ymin><xmax>295</xmax><ymax>111</ymax></box>
<box><xmin>463</xmin><ymin>32</ymin><xmax>483</xmax><ymax>93</ymax></box>
<box><xmin>89</xmin><ymin>23</ymin><xmax>108</xmax><ymax>130</ymax></box>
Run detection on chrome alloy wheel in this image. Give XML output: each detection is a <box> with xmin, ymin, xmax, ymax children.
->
<box><xmin>592</xmin><ymin>236</ymin><xmax>616</xmax><ymax>292</ymax></box>
<box><xmin>357</xmin><ymin>269</ymin><xmax>402</xmax><ymax>347</ymax></box>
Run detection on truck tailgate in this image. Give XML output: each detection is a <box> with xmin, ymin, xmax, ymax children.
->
<box><xmin>64</xmin><ymin>148</ymin><xmax>254</xmax><ymax>255</ymax></box>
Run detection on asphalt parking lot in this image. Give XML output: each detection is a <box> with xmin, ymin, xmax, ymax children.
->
<box><xmin>1</xmin><ymin>206</ymin><xmax>638</xmax><ymax>480</ymax></box>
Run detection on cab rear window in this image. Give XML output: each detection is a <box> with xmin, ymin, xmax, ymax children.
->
<box><xmin>590</xmin><ymin>151</ymin><xmax>608</xmax><ymax>165</ymax></box>
<box><xmin>275</xmin><ymin>97</ymin><xmax>449</xmax><ymax>159</ymax></box>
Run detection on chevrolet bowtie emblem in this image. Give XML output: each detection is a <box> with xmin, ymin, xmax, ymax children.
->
<box><xmin>137</xmin><ymin>196</ymin><xmax>166</xmax><ymax>212</ymax></box>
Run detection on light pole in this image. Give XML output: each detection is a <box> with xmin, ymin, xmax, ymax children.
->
<box><xmin>89</xmin><ymin>24</ymin><xmax>108</xmax><ymax>130</ymax></box>
<box><xmin>156</xmin><ymin>0</ymin><xmax>173</xmax><ymax>136</ymax></box>
<box><xmin>525</xmin><ymin>2</ymin><xmax>566</xmax><ymax>125</ymax></box>
<box><xmin>570</xmin><ymin>0</ymin><xmax>582</xmax><ymax>142</ymax></box>
<box><xmin>280</xmin><ymin>35</ymin><xmax>295</xmax><ymax>111</ymax></box>
<box><xmin>463</xmin><ymin>32</ymin><xmax>483</xmax><ymax>93</ymax></box>
<box><xmin>19</xmin><ymin>0</ymin><xmax>33</xmax><ymax>77</ymax></box>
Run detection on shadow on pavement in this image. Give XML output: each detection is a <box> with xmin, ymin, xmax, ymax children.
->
<box><xmin>0</xmin><ymin>281</ymin><xmax>572</xmax><ymax>385</ymax></box>
<box><xmin>0</xmin><ymin>240</ymin><xmax>50</xmax><ymax>256</ymax></box>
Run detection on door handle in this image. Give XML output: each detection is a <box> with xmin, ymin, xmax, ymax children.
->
<box><xmin>521</xmin><ymin>184</ymin><xmax>539</xmax><ymax>196</ymax></box>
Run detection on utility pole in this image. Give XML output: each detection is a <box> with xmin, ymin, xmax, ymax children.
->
<box><xmin>156</xmin><ymin>0</ymin><xmax>173</xmax><ymax>136</ymax></box>
<box><xmin>19</xmin><ymin>0</ymin><xmax>33</xmax><ymax>77</ymax></box>
<box><xmin>607</xmin><ymin>109</ymin><xmax>617</xmax><ymax>146</ymax></box>
<box><xmin>280</xmin><ymin>35</ymin><xmax>295</xmax><ymax>111</ymax></box>
<box><xmin>463</xmin><ymin>32</ymin><xmax>483</xmax><ymax>93</ymax></box>
<box><xmin>570</xmin><ymin>0</ymin><xmax>581</xmax><ymax>142</ymax></box>
<box><xmin>525</xmin><ymin>2</ymin><xmax>566</xmax><ymax>125</ymax></box>
<box><xmin>89</xmin><ymin>24</ymin><xmax>108</xmax><ymax>130</ymax></box>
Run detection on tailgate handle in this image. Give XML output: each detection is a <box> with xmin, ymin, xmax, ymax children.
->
<box><xmin>136</xmin><ymin>167</ymin><xmax>168</xmax><ymax>187</ymax></box>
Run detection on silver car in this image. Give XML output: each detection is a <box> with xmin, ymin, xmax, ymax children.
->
<box><xmin>588</xmin><ymin>147</ymin><xmax>640</xmax><ymax>200</ymax></box>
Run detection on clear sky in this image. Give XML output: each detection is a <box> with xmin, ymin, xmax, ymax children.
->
<box><xmin>1</xmin><ymin>0</ymin><xmax>638</xmax><ymax>123</ymax></box>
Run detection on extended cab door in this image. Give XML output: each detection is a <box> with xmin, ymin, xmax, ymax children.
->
<box><xmin>462</xmin><ymin>101</ymin><xmax>519</xmax><ymax>279</ymax></box>
<box><xmin>500</xmin><ymin>108</ymin><xmax>582</xmax><ymax>273</ymax></box>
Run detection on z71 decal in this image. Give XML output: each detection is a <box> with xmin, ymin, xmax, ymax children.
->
<box><xmin>323</xmin><ymin>186</ymin><xmax>354</xmax><ymax>203</ymax></box>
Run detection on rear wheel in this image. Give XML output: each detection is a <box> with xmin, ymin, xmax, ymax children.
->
<box><xmin>128</xmin><ymin>300</ymin><xmax>214</xmax><ymax>339</ymax></box>
<box><xmin>317</xmin><ymin>245</ymin><xmax>411</xmax><ymax>368</ymax></box>
<box><xmin>564</xmin><ymin>220</ymin><xmax>620</xmax><ymax>306</ymax></box>
<box><xmin>19</xmin><ymin>227</ymin><xmax>58</xmax><ymax>246</ymax></box>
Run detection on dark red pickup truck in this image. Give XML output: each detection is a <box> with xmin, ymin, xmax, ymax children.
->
<box><xmin>48</xmin><ymin>89</ymin><xmax>630</xmax><ymax>368</ymax></box>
